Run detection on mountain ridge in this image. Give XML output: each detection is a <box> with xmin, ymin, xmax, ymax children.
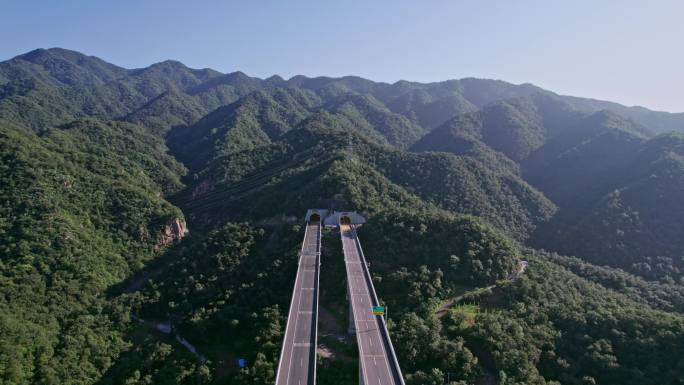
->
<box><xmin>2</xmin><ymin>48</ymin><xmax>681</xmax><ymax>134</ymax></box>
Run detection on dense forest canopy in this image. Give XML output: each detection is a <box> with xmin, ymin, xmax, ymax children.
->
<box><xmin>1</xmin><ymin>48</ymin><xmax>683</xmax><ymax>385</ymax></box>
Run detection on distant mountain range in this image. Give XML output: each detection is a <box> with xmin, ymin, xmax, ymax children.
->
<box><xmin>2</xmin><ymin>48</ymin><xmax>683</xmax><ymax>135</ymax></box>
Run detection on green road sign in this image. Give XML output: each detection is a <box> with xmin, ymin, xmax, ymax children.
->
<box><xmin>371</xmin><ymin>306</ymin><xmax>385</xmax><ymax>315</ymax></box>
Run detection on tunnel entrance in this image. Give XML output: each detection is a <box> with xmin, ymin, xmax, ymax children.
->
<box><xmin>340</xmin><ymin>216</ymin><xmax>351</xmax><ymax>225</ymax></box>
<box><xmin>309</xmin><ymin>213</ymin><xmax>321</xmax><ymax>222</ymax></box>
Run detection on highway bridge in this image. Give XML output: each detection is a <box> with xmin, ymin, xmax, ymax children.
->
<box><xmin>341</xmin><ymin>222</ymin><xmax>405</xmax><ymax>385</ymax></box>
<box><xmin>275</xmin><ymin>211</ymin><xmax>404</xmax><ymax>385</ymax></box>
<box><xmin>275</xmin><ymin>218</ymin><xmax>321</xmax><ymax>385</ymax></box>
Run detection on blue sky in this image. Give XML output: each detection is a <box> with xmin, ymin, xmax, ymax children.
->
<box><xmin>1</xmin><ymin>0</ymin><xmax>682</xmax><ymax>112</ymax></box>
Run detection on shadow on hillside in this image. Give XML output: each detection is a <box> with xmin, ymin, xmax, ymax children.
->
<box><xmin>93</xmin><ymin>321</ymin><xmax>207</xmax><ymax>385</ymax></box>
<box><xmin>181</xmin><ymin>160</ymin><xmax>339</xmax><ymax>230</ymax></box>
<box><xmin>104</xmin><ymin>236</ymin><xmax>192</xmax><ymax>299</ymax></box>
<box><xmin>99</xmin><ymin>223</ymin><xmax>305</xmax><ymax>384</ymax></box>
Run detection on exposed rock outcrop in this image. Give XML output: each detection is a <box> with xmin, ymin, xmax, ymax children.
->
<box><xmin>157</xmin><ymin>217</ymin><xmax>188</xmax><ymax>248</ymax></box>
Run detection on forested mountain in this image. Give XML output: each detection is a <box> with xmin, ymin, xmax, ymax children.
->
<box><xmin>412</xmin><ymin>93</ymin><xmax>583</xmax><ymax>161</ymax></box>
<box><xmin>167</xmin><ymin>87</ymin><xmax>322</xmax><ymax>172</ymax></box>
<box><xmin>532</xmin><ymin>132</ymin><xmax>684</xmax><ymax>281</ymax></box>
<box><xmin>171</xmin><ymin>115</ymin><xmax>554</xmax><ymax>241</ymax></box>
<box><xmin>0</xmin><ymin>119</ymin><xmax>186</xmax><ymax>384</ymax></box>
<box><xmin>0</xmin><ymin>49</ymin><xmax>256</xmax><ymax>133</ymax></box>
<box><xmin>1</xmin><ymin>48</ymin><xmax>684</xmax><ymax>385</ymax></box>
<box><xmin>413</xmin><ymin>92</ymin><xmax>684</xmax><ymax>281</ymax></box>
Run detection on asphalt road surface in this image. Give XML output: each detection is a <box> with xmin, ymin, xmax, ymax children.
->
<box><xmin>341</xmin><ymin>224</ymin><xmax>403</xmax><ymax>385</ymax></box>
<box><xmin>275</xmin><ymin>221</ymin><xmax>321</xmax><ymax>385</ymax></box>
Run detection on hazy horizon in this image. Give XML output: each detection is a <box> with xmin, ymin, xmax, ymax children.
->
<box><xmin>2</xmin><ymin>0</ymin><xmax>682</xmax><ymax>113</ymax></box>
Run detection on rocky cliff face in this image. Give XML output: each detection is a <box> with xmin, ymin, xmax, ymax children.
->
<box><xmin>157</xmin><ymin>217</ymin><xmax>188</xmax><ymax>248</ymax></box>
